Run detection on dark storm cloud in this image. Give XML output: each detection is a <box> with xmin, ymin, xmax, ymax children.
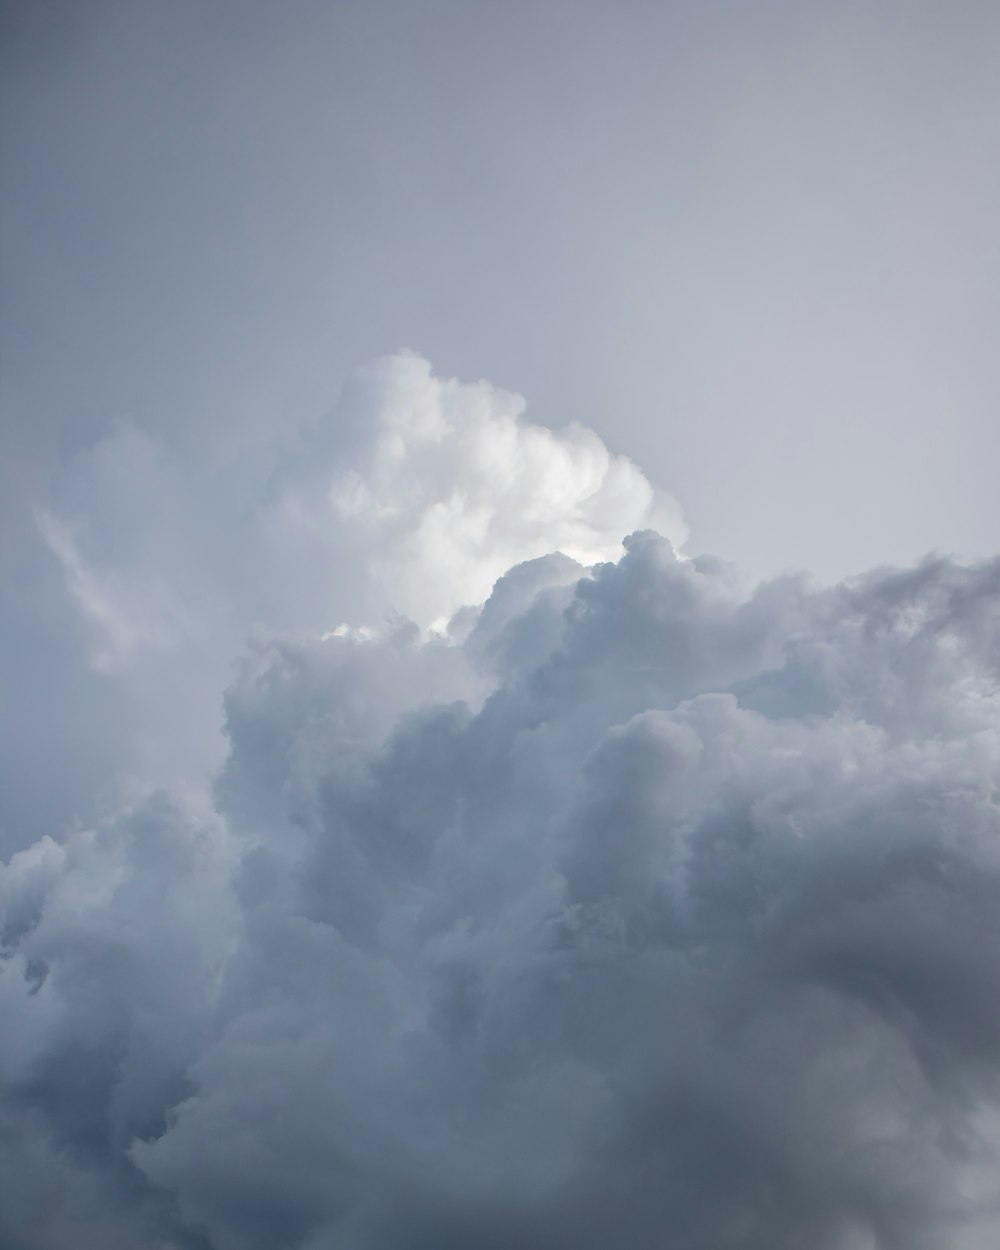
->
<box><xmin>3</xmin><ymin>508</ymin><xmax>1000</xmax><ymax>1248</ymax></box>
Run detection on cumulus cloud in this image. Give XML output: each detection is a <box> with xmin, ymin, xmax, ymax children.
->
<box><xmin>311</xmin><ymin>352</ymin><xmax>686</xmax><ymax>627</ymax></box>
<box><xmin>33</xmin><ymin>351</ymin><xmax>682</xmax><ymax>652</ymax></box>
<box><xmin>3</xmin><ymin>359</ymin><xmax>1000</xmax><ymax>1249</ymax></box>
<box><xmin>4</xmin><ymin>354</ymin><xmax>680</xmax><ymax>855</ymax></box>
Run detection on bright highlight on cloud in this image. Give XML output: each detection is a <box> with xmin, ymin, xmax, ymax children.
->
<box><xmin>271</xmin><ymin>351</ymin><xmax>687</xmax><ymax>629</ymax></box>
<box><xmin>3</xmin><ymin>357</ymin><xmax>1000</xmax><ymax>1250</ymax></box>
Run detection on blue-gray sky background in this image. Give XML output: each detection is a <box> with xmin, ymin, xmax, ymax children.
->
<box><xmin>4</xmin><ymin>0</ymin><xmax>998</xmax><ymax>580</ymax></box>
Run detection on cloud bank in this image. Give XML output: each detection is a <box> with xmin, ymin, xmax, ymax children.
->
<box><xmin>5</xmin><ymin>354</ymin><xmax>681</xmax><ymax>855</ymax></box>
<box><xmin>3</xmin><ymin>356</ymin><xmax>1000</xmax><ymax>1249</ymax></box>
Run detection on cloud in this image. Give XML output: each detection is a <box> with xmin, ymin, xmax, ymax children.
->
<box><xmin>33</xmin><ymin>352</ymin><xmax>683</xmax><ymax>655</ymax></box>
<box><xmin>260</xmin><ymin>350</ymin><xmax>686</xmax><ymax>629</ymax></box>
<box><xmin>4</xmin><ymin>354</ymin><xmax>680</xmax><ymax>857</ymax></box>
<box><xmin>3</xmin><ymin>359</ymin><xmax>1000</xmax><ymax>1248</ymax></box>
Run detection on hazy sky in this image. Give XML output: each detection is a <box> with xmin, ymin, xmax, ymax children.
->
<box><xmin>3</xmin><ymin>6</ymin><xmax>1000</xmax><ymax>1250</ymax></box>
<box><xmin>3</xmin><ymin>0</ymin><xmax>997</xmax><ymax>578</ymax></box>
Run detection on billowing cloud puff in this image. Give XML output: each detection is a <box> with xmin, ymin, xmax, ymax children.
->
<box><xmin>9</xmin><ymin>355</ymin><xmax>681</xmax><ymax>853</ymax></box>
<box><xmin>3</xmin><ymin>360</ymin><xmax>1000</xmax><ymax>1249</ymax></box>
<box><xmin>33</xmin><ymin>351</ymin><xmax>683</xmax><ymax>650</ymax></box>
<box><xmin>310</xmin><ymin>351</ymin><xmax>686</xmax><ymax>627</ymax></box>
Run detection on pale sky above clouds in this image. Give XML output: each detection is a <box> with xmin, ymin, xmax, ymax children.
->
<box><xmin>2</xmin><ymin>5</ymin><xmax>1000</xmax><ymax>1249</ymax></box>
<box><xmin>3</xmin><ymin>0</ymin><xmax>998</xmax><ymax>577</ymax></box>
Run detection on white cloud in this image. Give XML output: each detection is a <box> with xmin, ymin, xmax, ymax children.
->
<box><xmin>17</xmin><ymin>354</ymin><xmax>682</xmax><ymax>837</ymax></box>
<box><xmin>266</xmin><ymin>350</ymin><xmax>686</xmax><ymax>628</ymax></box>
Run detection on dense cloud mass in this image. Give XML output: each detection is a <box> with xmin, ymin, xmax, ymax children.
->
<box><xmin>3</xmin><ymin>358</ymin><xmax>1000</xmax><ymax>1249</ymax></box>
<box><xmin>2</xmin><ymin>354</ymin><xmax>682</xmax><ymax>855</ymax></box>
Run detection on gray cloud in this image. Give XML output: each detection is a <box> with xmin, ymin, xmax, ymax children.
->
<box><xmin>3</xmin><ymin>371</ymin><xmax>999</xmax><ymax>1246</ymax></box>
<box><xmin>2</xmin><ymin>354</ymin><xmax>677</xmax><ymax>859</ymax></box>
<box><xmin>4</xmin><ymin>5</ymin><xmax>999</xmax><ymax>1243</ymax></box>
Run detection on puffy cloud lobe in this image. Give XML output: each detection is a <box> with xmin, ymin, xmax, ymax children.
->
<box><xmin>270</xmin><ymin>351</ymin><xmax>686</xmax><ymax>628</ymax></box>
<box><xmin>32</xmin><ymin>352</ymin><xmax>682</xmax><ymax>651</ymax></box>
<box><xmin>8</xmin><ymin>354</ymin><xmax>680</xmax><ymax>855</ymax></box>
<box><xmin>4</xmin><ymin>360</ymin><xmax>1000</xmax><ymax>1248</ymax></box>
<box><xmin>1</xmin><ymin>793</ymin><xmax>236</xmax><ymax>1249</ymax></box>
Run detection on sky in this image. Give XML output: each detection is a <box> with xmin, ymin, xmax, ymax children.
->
<box><xmin>2</xmin><ymin>3</ymin><xmax>1000</xmax><ymax>1249</ymax></box>
<box><xmin>3</xmin><ymin>0</ymin><xmax>998</xmax><ymax>576</ymax></box>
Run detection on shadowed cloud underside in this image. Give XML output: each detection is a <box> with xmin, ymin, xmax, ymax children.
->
<box><xmin>1</xmin><ymin>357</ymin><xmax>999</xmax><ymax>1249</ymax></box>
